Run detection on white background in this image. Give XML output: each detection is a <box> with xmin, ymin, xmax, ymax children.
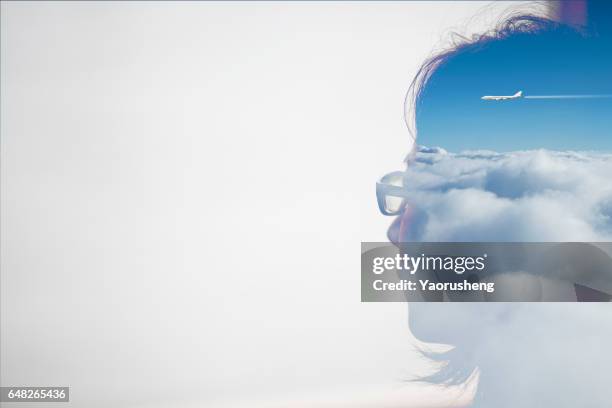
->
<box><xmin>1</xmin><ymin>2</ymin><xmax>541</xmax><ymax>406</ymax></box>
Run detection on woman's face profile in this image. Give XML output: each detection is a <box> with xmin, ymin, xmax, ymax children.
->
<box><xmin>388</xmin><ymin>18</ymin><xmax>612</xmax><ymax>347</ymax></box>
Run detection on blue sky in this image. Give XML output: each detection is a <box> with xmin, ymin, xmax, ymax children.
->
<box><xmin>415</xmin><ymin>28</ymin><xmax>612</xmax><ymax>152</ymax></box>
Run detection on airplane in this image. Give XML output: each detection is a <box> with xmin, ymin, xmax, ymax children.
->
<box><xmin>481</xmin><ymin>90</ymin><xmax>523</xmax><ymax>101</ymax></box>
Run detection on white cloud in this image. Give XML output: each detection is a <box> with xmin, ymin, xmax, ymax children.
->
<box><xmin>404</xmin><ymin>147</ymin><xmax>612</xmax><ymax>405</ymax></box>
<box><xmin>401</xmin><ymin>146</ymin><xmax>612</xmax><ymax>241</ymax></box>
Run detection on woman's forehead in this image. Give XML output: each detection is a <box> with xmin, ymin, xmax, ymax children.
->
<box><xmin>425</xmin><ymin>35</ymin><xmax>609</xmax><ymax>91</ymax></box>
<box><xmin>414</xmin><ymin>36</ymin><xmax>612</xmax><ymax>152</ymax></box>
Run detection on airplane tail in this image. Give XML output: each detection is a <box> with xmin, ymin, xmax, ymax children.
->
<box><xmin>515</xmin><ymin>91</ymin><xmax>523</xmax><ymax>97</ymax></box>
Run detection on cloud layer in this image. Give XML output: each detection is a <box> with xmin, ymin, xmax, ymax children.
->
<box><xmin>402</xmin><ymin>146</ymin><xmax>612</xmax><ymax>241</ymax></box>
<box><xmin>405</xmin><ymin>148</ymin><xmax>612</xmax><ymax>407</ymax></box>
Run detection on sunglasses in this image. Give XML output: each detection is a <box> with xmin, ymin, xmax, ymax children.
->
<box><xmin>376</xmin><ymin>171</ymin><xmax>410</xmax><ymax>216</ymax></box>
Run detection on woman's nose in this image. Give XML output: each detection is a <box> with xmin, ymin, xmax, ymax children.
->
<box><xmin>387</xmin><ymin>204</ymin><xmax>413</xmax><ymax>244</ymax></box>
<box><xmin>387</xmin><ymin>215</ymin><xmax>402</xmax><ymax>244</ymax></box>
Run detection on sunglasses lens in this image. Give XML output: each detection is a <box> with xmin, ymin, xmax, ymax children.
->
<box><xmin>379</xmin><ymin>171</ymin><xmax>406</xmax><ymax>215</ymax></box>
<box><xmin>385</xmin><ymin>195</ymin><xmax>404</xmax><ymax>214</ymax></box>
